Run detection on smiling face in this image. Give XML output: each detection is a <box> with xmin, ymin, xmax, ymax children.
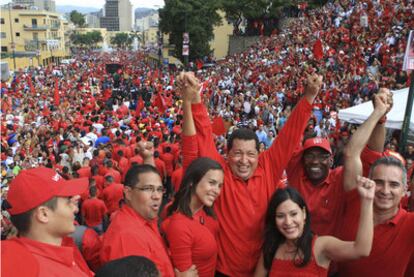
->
<box><xmin>371</xmin><ymin>164</ymin><xmax>405</xmax><ymax>214</ymax></box>
<box><xmin>303</xmin><ymin>147</ymin><xmax>331</xmax><ymax>185</ymax></box>
<box><xmin>192</xmin><ymin>169</ymin><xmax>224</xmax><ymax>208</ymax></box>
<box><xmin>228</xmin><ymin>139</ymin><xmax>259</xmax><ymax>181</ymax></box>
<box><xmin>275</xmin><ymin>199</ymin><xmax>306</xmax><ymax>241</ymax></box>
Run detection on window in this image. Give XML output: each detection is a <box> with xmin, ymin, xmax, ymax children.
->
<box><xmin>14</xmin><ymin>18</ymin><xmax>19</xmax><ymax>23</ymax></box>
<box><xmin>1</xmin><ymin>46</ymin><xmax>7</xmax><ymax>52</ymax></box>
<box><xmin>0</xmin><ymin>32</ymin><xmax>6</xmax><ymax>38</ymax></box>
<box><xmin>16</xmin><ymin>32</ymin><xmax>20</xmax><ymax>37</ymax></box>
<box><xmin>33</xmin><ymin>33</ymin><xmax>38</xmax><ymax>40</ymax></box>
<box><xmin>0</xmin><ymin>18</ymin><xmax>4</xmax><ymax>24</ymax></box>
<box><xmin>32</xmin><ymin>19</ymin><xmax>37</xmax><ymax>26</ymax></box>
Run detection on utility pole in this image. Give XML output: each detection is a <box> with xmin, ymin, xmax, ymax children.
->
<box><xmin>8</xmin><ymin>4</ymin><xmax>16</xmax><ymax>70</ymax></box>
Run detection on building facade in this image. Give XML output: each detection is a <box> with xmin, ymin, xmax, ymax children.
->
<box><xmin>100</xmin><ymin>0</ymin><xmax>132</xmax><ymax>32</ymax></box>
<box><xmin>1</xmin><ymin>4</ymin><xmax>67</xmax><ymax>70</ymax></box>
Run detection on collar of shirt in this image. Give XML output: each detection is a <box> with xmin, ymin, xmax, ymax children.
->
<box><xmin>16</xmin><ymin>237</ymin><xmax>76</xmax><ymax>267</ymax></box>
<box><xmin>382</xmin><ymin>207</ymin><xmax>406</xmax><ymax>226</ymax></box>
<box><xmin>122</xmin><ymin>204</ymin><xmax>159</xmax><ymax>232</ymax></box>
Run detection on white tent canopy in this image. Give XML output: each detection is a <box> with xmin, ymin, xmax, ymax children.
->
<box><xmin>338</xmin><ymin>88</ymin><xmax>414</xmax><ymax>130</ymax></box>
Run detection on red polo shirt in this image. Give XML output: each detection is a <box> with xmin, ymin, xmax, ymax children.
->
<box><xmin>81</xmin><ymin>197</ymin><xmax>107</xmax><ymax>227</ymax></box>
<box><xmin>286</xmin><ymin>146</ymin><xmax>382</xmax><ymax>236</ymax></box>
<box><xmin>100</xmin><ymin>205</ymin><xmax>174</xmax><ymax>277</ymax></box>
<box><xmin>101</xmin><ymin>183</ymin><xmax>124</xmax><ymax>214</ymax></box>
<box><xmin>162</xmin><ymin>209</ymin><xmax>218</xmax><ymax>277</ymax></box>
<box><xmin>337</xmin><ymin>190</ymin><xmax>414</xmax><ymax>277</ymax></box>
<box><xmin>190</xmin><ymin>97</ymin><xmax>312</xmax><ymax>276</ymax></box>
<box><xmin>2</xmin><ymin>237</ymin><xmax>92</xmax><ymax>277</ymax></box>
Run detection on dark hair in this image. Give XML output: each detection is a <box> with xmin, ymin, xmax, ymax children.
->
<box><xmin>262</xmin><ymin>187</ymin><xmax>312</xmax><ymax>270</ymax></box>
<box><xmin>167</xmin><ymin>157</ymin><xmax>223</xmax><ymax>218</ymax></box>
<box><xmin>95</xmin><ymin>256</ymin><xmax>159</xmax><ymax>277</ymax></box>
<box><xmin>227</xmin><ymin>128</ymin><xmax>259</xmax><ymax>152</ymax></box>
<box><xmin>369</xmin><ymin>156</ymin><xmax>407</xmax><ymax>185</ymax></box>
<box><xmin>89</xmin><ymin>186</ymin><xmax>97</xmax><ymax>197</ymax></box>
<box><xmin>10</xmin><ymin>197</ymin><xmax>58</xmax><ymax>235</ymax></box>
<box><xmin>124</xmin><ymin>164</ymin><xmax>160</xmax><ymax>188</ymax></box>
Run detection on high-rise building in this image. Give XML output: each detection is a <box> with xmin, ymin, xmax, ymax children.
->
<box><xmin>12</xmin><ymin>0</ymin><xmax>56</xmax><ymax>12</ymax></box>
<box><xmin>100</xmin><ymin>0</ymin><xmax>132</xmax><ymax>32</ymax></box>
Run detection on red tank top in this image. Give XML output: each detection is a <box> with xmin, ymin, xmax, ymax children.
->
<box><xmin>269</xmin><ymin>236</ymin><xmax>328</xmax><ymax>277</ymax></box>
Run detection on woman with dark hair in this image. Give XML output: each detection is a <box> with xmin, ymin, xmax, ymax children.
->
<box><xmin>162</xmin><ymin>157</ymin><xmax>224</xmax><ymax>277</ymax></box>
<box><xmin>161</xmin><ymin>81</ymin><xmax>224</xmax><ymax>277</ymax></box>
<box><xmin>255</xmin><ymin>176</ymin><xmax>375</xmax><ymax>277</ymax></box>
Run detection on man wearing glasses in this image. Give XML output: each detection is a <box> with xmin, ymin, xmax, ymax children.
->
<box><xmin>100</xmin><ymin>163</ymin><xmax>175</xmax><ymax>277</ymax></box>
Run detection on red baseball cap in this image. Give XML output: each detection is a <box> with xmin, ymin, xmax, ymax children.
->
<box><xmin>7</xmin><ymin>167</ymin><xmax>88</xmax><ymax>215</ymax></box>
<box><xmin>302</xmin><ymin>137</ymin><xmax>332</xmax><ymax>154</ymax></box>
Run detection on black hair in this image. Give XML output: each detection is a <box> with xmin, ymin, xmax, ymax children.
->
<box><xmin>124</xmin><ymin>164</ymin><xmax>161</xmax><ymax>188</ymax></box>
<box><xmin>262</xmin><ymin>187</ymin><xmax>312</xmax><ymax>270</ymax></box>
<box><xmin>10</xmin><ymin>197</ymin><xmax>58</xmax><ymax>236</ymax></box>
<box><xmin>89</xmin><ymin>185</ymin><xmax>97</xmax><ymax>197</ymax></box>
<box><xmin>95</xmin><ymin>256</ymin><xmax>159</xmax><ymax>277</ymax></box>
<box><xmin>167</xmin><ymin>157</ymin><xmax>223</xmax><ymax>218</ymax></box>
<box><xmin>227</xmin><ymin>128</ymin><xmax>260</xmax><ymax>152</ymax></box>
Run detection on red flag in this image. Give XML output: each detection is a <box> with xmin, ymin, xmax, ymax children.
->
<box><xmin>154</xmin><ymin>93</ymin><xmax>166</xmax><ymax>113</ymax></box>
<box><xmin>196</xmin><ymin>59</ymin><xmax>203</xmax><ymax>70</ymax></box>
<box><xmin>54</xmin><ymin>78</ymin><xmax>60</xmax><ymax>106</ymax></box>
<box><xmin>27</xmin><ymin>76</ymin><xmax>35</xmax><ymax>95</ymax></box>
<box><xmin>135</xmin><ymin>95</ymin><xmax>144</xmax><ymax>115</ymax></box>
<box><xmin>169</xmin><ymin>75</ymin><xmax>174</xmax><ymax>86</ymax></box>
<box><xmin>211</xmin><ymin>116</ymin><xmax>226</xmax><ymax>136</ymax></box>
<box><xmin>313</xmin><ymin>39</ymin><xmax>324</xmax><ymax>60</ymax></box>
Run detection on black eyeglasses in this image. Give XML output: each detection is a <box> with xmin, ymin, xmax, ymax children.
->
<box><xmin>132</xmin><ymin>186</ymin><xmax>166</xmax><ymax>194</ymax></box>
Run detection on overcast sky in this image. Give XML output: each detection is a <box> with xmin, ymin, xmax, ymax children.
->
<box><xmin>0</xmin><ymin>0</ymin><xmax>165</xmax><ymax>9</ymax></box>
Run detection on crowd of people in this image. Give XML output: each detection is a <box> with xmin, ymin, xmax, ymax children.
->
<box><xmin>1</xmin><ymin>0</ymin><xmax>414</xmax><ymax>276</ymax></box>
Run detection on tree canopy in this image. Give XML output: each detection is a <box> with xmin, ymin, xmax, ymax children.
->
<box><xmin>110</xmin><ymin>33</ymin><xmax>133</xmax><ymax>49</ymax></box>
<box><xmin>159</xmin><ymin>0</ymin><xmax>222</xmax><ymax>62</ymax></box>
<box><xmin>70</xmin><ymin>31</ymin><xmax>103</xmax><ymax>48</ymax></box>
<box><xmin>69</xmin><ymin>10</ymin><xmax>86</xmax><ymax>28</ymax></box>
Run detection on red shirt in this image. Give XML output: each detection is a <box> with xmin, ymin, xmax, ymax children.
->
<box><xmin>92</xmin><ymin>175</ymin><xmax>105</xmax><ymax>193</ymax></box>
<box><xmin>81</xmin><ymin>228</ymin><xmax>102</xmax><ymax>272</ymax></box>
<box><xmin>105</xmin><ymin>168</ymin><xmax>122</xmax><ymax>184</ymax></box>
<box><xmin>81</xmin><ymin>197</ymin><xmax>107</xmax><ymax>227</ymax></box>
<box><xmin>101</xmin><ymin>183</ymin><xmax>124</xmax><ymax>214</ymax></box>
<box><xmin>100</xmin><ymin>205</ymin><xmax>174</xmax><ymax>277</ymax></box>
<box><xmin>129</xmin><ymin>154</ymin><xmax>144</xmax><ymax>165</ymax></box>
<box><xmin>2</xmin><ymin>237</ymin><xmax>92</xmax><ymax>277</ymax></box>
<box><xmin>337</xmin><ymin>191</ymin><xmax>414</xmax><ymax>277</ymax></box>
<box><xmin>190</xmin><ymin>98</ymin><xmax>312</xmax><ymax>276</ymax></box>
<box><xmin>162</xmin><ymin>209</ymin><xmax>218</xmax><ymax>277</ymax></box>
<box><xmin>269</xmin><ymin>236</ymin><xmax>328</xmax><ymax>277</ymax></box>
<box><xmin>171</xmin><ymin>167</ymin><xmax>183</xmax><ymax>192</ymax></box>
<box><xmin>286</xmin><ymin>146</ymin><xmax>382</xmax><ymax>236</ymax></box>
<box><xmin>160</xmin><ymin>152</ymin><xmax>175</xmax><ymax>176</ymax></box>
<box><xmin>77</xmin><ymin>166</ymin><xmax>91</xmax><ymax>178</ymax></box>
<box><xmin>155</xmin><ymin>158</ymin><xmax>167</xmax><ymax>180</ymax></box>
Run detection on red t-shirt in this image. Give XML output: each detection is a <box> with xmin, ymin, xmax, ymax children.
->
<box><xmin>190</xmin><ymin>98</ymin><xmax>312</xmax><ymax>276</ymax></box>
<box><xmin>105</xmin><ymin>168</ymin><xmax>122</xmax><ymax>184</ymax></box>
<box><xmin>337</xmin><ymin>191</ymin><xmax>414</xmax><ymax>277</ymax></box>
<box><xmin>101</xmin><ymin>183</ymin><xmax>124</xmax><ymax>214</ymax></box>
<box><xmin>100</xmin><ymin>205</ymin><xmax>174</xmax><ymax>276</ymax></box>
<box><xmin>81</xmin><ymin>228</ymin><xmax>102</xmax><ymax>272</ymax></box>
<box><xmin>77</xmin><ymin>166</ymin><xmax>91</xmax><ymax>178</ymax></box>
<box><xmin>162</xmin><ymin>209</ymin><xmax>218</xmax><ymax>277</ymax></box>
<box><xmin>2</xmin><ymin>237</ymin><xmax>92</xmax><ymax>277</ymax></box>
<box><xmin>160</xmin><ymin>152</ymin><xmax>175</xmax><ymax>177</ymax></box>
<box><xmin>81</xmin><ymin>197</ymin><xmax>107</xmax><ymax>227</ymax></box>
<box><xmin>171</xmin><ymin>167</ymin><xmax>183</xmax><ymax>192</ymax></box>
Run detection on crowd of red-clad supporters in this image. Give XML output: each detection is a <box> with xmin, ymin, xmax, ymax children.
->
<box><xmin>1</xmin><ymin>0</ymin><xmax>414</xmax><ymax>276</ymax></box>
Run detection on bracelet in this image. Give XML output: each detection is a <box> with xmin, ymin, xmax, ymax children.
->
<box><xmin>378</xmin><ymin>116</ymin><xmax>387</xmax><ymax>125</ymax></box>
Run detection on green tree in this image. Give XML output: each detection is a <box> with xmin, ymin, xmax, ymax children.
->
<box><xmin>159</xmin><ymin>0</ymin><xmax>222</xmax><ymax>62</ymax></box>
<box><xmin>222</xmin><ymin>0</ymin><xmax>292</xmax><ymax>35</ymax></box>
<box><xmin>69</xmin><ymin>10</ymin><xmax>86</xmax><ymax>27</ymax></box>
<box><xmin>110</xmin><ymin>33</ymin><xmax>133</xmax><ymax>49</ymax></box>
